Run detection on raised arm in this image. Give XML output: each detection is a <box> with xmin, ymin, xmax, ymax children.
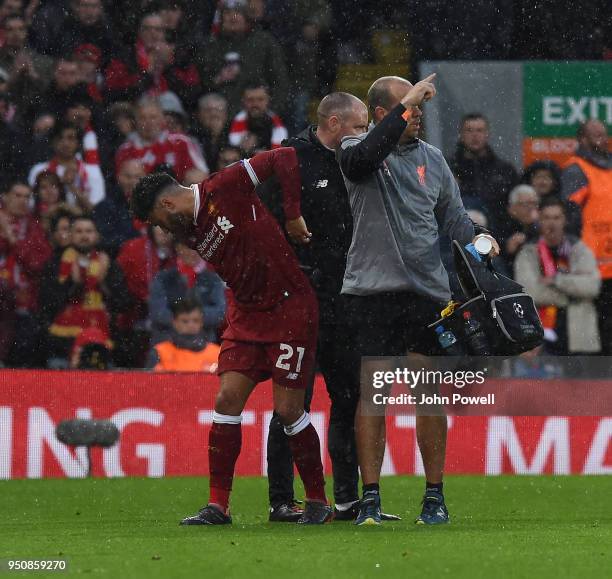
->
<box><xmin>338</xmin><ymin>73</ymin><xmax>437</xmax><ymax>181</ymax></box>
<box><xmin>338</xmin><ymin>103</ymin><xmax>413</xmax><ymax>181</ymax></box>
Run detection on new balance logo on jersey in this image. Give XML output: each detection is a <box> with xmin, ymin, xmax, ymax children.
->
<box><xmin>286</xmin><ymin>372</ymin><xmax>299</xmax><ymax>380</ymax></box>
<box><xmin>315</xmin><ymin>179</ymin><xmax>328</xmax><ymax>188</ymax></box>
<box><xmin>217</xmin><ymin>216</ymin><xmax>234</xmax><ymax>233</ymax></box>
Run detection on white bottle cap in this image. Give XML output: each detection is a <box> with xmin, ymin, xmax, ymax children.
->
<box><xmin>474</xmin><ymin>236</ymin><xmax>493</xmax><ymax>256</ymax></box>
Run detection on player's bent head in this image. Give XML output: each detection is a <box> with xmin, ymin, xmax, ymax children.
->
<box><xmin>130</xmin><ymin>172</ymin><xmax>180</xmax><ymax>223</ymax></box>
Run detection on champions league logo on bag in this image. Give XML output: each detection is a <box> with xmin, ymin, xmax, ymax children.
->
<box><xmin>513</xmin><ymin>302</ymin><xmax>524</xmax><ymax>318</ymax></box>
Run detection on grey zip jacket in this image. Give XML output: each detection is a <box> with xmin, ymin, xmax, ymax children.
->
<box><xmin>337</xmin><ymin>103</ymin><xmax>477</xmax><ymax>302</ymax></box>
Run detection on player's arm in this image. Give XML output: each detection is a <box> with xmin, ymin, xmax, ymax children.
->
<box><xmin>338</xmin><ymin>74</ymin><xmax>436</xmax><ymax>181</ymax></box>
<box><xmin>241</xmin><ymin>147</ymin><xmax>312</xmax><ymax>244</ymax></box>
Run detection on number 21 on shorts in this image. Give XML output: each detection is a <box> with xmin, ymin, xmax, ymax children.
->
<box><xmin>275</xmin><ymin>343</ymin><xmax>305</xmax><ymax>374</ymax></box>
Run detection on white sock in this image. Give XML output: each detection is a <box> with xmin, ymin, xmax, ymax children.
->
<box><xmin>283</xmin><ymin>411</ymin><xmax>310</xmax><ymax>436</ymax></box>
<box><xmin>212</xmin><ymin>411</ymin><xmax>242</xmax><ymax>425</ymax></box>
<box><xmin>335</xmin><ymin>500</ymin><xmax>359</xmax><ymax>511</ymax></box>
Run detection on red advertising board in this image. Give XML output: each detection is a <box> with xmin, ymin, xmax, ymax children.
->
<box><xmin>1</xmin><ymin>370</ymin><xmax>611</xmax><ymax>479</ymax></box>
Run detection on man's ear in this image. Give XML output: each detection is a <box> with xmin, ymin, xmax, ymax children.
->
<box><xmin>160</xmin><ymin>196</ymin><xmax>175</xmax><ymax>212</ymax></box>
<box><xmin>374</xmin><ymin>106</ymin><xmax>387</xmax><ymax>124</ymax></box>
<box><xmin>327</xmin><ymin>115</ymin><xmax>340</xmax><ymax>132</ymax></box>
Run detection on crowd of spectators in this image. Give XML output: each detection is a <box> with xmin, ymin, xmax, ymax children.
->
<box><xmin>0</xmin><ymin>0</ymin><xmax>610</xmax><ymax>369</ymax></box>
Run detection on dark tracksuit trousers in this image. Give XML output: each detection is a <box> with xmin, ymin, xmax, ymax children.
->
<box><xmin>267</xmin><ymin>296</ymin><xmax>360</xmax><ymax>506</ymax></box>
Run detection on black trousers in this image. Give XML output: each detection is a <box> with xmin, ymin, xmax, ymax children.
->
<box><xmin>267</xmin><ymin>299</ymin><xmax>360</xmax><ymax>506</ymax></box>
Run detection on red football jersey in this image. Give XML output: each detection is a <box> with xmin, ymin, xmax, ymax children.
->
<box><xmin>115</xmin><ymin>131</ymin><xmax>208</xmax><ymax>181</ymax></box>
<box><xmin>186</xmin><ymin>148</ymin><xmax>313</xmax><ymax>315</ymax></box>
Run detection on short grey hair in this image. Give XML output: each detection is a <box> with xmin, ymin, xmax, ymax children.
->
<box><xmin>508</xmin><ymin>184</ymin><xmax>538</xmax><ymax>206</ymax></box>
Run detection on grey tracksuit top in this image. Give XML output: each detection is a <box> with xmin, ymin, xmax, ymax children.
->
<box><xmin>337</xmin><ymin>103</ymin><xmax>476</xmax><ymax>302</ymax></box>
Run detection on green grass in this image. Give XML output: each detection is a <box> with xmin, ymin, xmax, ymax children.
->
<box><xmin>1</xmin><ymin>476</ymin><xmax>611</xmax><ymax>578</ymax></box>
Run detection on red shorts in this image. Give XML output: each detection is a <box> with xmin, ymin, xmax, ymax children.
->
<box><xmin>218</xmin><ymin>290</ymin><xmax>319</xmax><ymax>389</ymax></box>
<box><xmin>217</xmin><ymin>337</ymin><xmax>317</xmax><ymax>389</ymax></box>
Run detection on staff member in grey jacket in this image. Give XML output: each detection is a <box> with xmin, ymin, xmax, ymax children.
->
<box><xmin>337</xmin><ymin>75</ymin><xmax>498</xmax><ymax>526</ymax></box>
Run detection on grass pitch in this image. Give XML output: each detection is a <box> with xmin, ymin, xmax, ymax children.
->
<box><xmin>1</xmin><ymin>476</ymin><xmax>610</xmax><ymax>578</ymax></box>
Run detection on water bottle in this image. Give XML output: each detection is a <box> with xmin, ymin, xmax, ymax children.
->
<box><xmin>462</xmin><ymin>311</ymin><xmax>491</xmax><ymax>356</ymax></box>
<box><xmin>465</xmin><ymin>236</ymin><xmax>493</xmax><ymax>261</ymax></box>
<box><xmin>435</xmin><ymin>325</ymin><xmax>463</xmax><ymax>357</ymax></box>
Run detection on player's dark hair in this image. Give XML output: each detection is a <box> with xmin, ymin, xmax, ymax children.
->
<box><xmin>130</xmin><ymin>172</ymin><xmax>178</xmax><ymax>221</ymax></box>
<box><xmin>461</xmin><ymin>112</ymin><xmax>489</xmax><ymax>128</ymax></box>
<box><xmin>170</xmin><ymin>295</ymin><xmax>202</xmax><ymax>317</ymax></box>
<box><xmin>539</xmin><ymin>195</ymin><xmax>566</xmax><ymax>214</ymax></box>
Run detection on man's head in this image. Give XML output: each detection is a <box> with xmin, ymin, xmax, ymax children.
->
<box><xmin>48</xmin><ymin>207</ymin><xmax>77</xmax><ymax>249</ymax></box>
<box><xmin>2</xmin><ymin>182</ymin><xmax>32</xmax><ymax>218</ymax></box>
<box><xmin>171</xmin><ymin>296</ymin><xmax>204</xmax><ymax>336</ymax></box>
<box><xmin>110</xmin><ymin>101</ymin><xmax>136</xmax><ymax>136</ymax></box>
<box><xmin>198</xmin><ymin>93</ymin><xmax>228</xmax><ymax>131</ymax></box>
<box><xmin>220</xmin><ymin>0</ymin><xmax>249</xmax><ymax>36</ymax></box>
<box><xmin>70</xmin><ymin>214</ymin><xmax>98</xmax><ymax>254</ymax></box>
<box><xmin>539</xmin><ymin>197</ymin><xmax>566</xmax><ymax>246</ymax></box>
<box><xmin>135</xmin><ymin>98</ymin><xmax>165</xmax><ymax>142</ymax></box>
<box><xmin>460</xmin><ymin>113</ymin><xmax>490</xmax><ymax>155</ymax></box>
<box><xmin>131</xmin><ymin>172</ymin><xmax>193</xmax><ymax>238</ymax></box>
<box><xmin>367</xmin><ymin>76</ymin><xmax>422</xmax><ymax>142</ymax></box>
<box><xmin>577</xmin><ymin>120</ymin><xmax>609</xmax><ymax>155</ymax></box>
<box><xmin>158</xmin><ymin>91</ymin><xmax>187</xmax><ymax>133</ymax></box>
<box><xmin>217</xmin><ymin>146</ymin><xmax>241</xmax><ymax>170</ymax></box>
<box><xmin>507</xmin><ymin>184</ymin><xmax>539</xmax><ymax>225</ymax></box>
<box><xmin>54</xmin><ymin>59</ymin><xmax>79</xmax><ymax>91</ymax></box>
<box><xmin>524</xmin><ymin>160</ymin><xmax>560</xmax><ymax>198</ymax></box>
<box><xmin>0</xmin><ymin>0</ymin><xmax>22</xmax><ymax>18</ymax></box>
<box><xmin>73</xmin><ymin>0</ymin><xmax>104</xmax><ymax>26</ymax></box>
<box><xmin>316</xmin><ymin>92</ymin><xmax>368</xmax><ymax>148</ymax></box>
<box><xmin>242</xmin><ymin>84</ymin><xmax>270</xmax><ymax>118</ymax></box>
<box><xmin>34</xmin><ymin>171</ymin><xmax>64</xmax><ymax>208</ymax></box>
<box><xmin>117</xmin><ymin>159</ymin><xmax>145</xmax><ymax>200</ymax></box>
<box><xmin>50</xmin><ymin>122</ymin><xmax>81</xmax><ymax>160</ymax></box>
<box><xmin>2</xmin><ymin>14</ymin><xmax>27</xmax><ymax>49</ymax></box>
<box><xmin>64</xmin><ymin>90</ymin><xmax>94</xmax><ymax>129</ymax></box>
<box><xmin>139</xmin><ymin>13</ymin><xmax>166</xmax><ymax>50</ymax></box>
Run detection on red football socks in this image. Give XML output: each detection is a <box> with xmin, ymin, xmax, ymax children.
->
<box><xmin>287</xmin><ymin>422</ymin><xmax>327</xmax><ymax>504</ymax></box>
<box><xmin>208</xmin><ymin>420</ymin><xmax>242</xmax><ymax>512</ymax></box>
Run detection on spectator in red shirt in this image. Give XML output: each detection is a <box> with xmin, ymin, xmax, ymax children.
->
<box><xmin>28</xmin><ymin>121</ymin><xmax>106</xmax><ymax>211</ymax></box>
<box><xmin>103</xmin><ymin>10</ymin><xmax>200</xmax><ymax>107</ymax></box>
<box><xmin>33</xmin><ymin>171</ymin><xmax>66</xmax><ymax>223</ymax></box>
<box><xmin>115</xmin><ymin>224</ymin><xmax>175</xmax><ymax>366</ymax></box>
<box><xmin>53</xmin><ymin>0</ymin><xmax>115</xmax><ymax>63</ymax></box>
<box><xmin>0</xmin><ymin>181</ymin><xmax>51</xmax><ymax>366</ymax></box>
<box><xmin>40</xmin><ymin>213</ymin><xmax>129</xmax><ymax>368</ymax></box>
<box><xmin>228</xmin><ymin>83</ymin><xmax>288</xmax><ymax>155</ymax></box>
<box><xmin>115</xmin><ymin>97</ymin><xmax>208</xmax><ymax>184</ymax></box>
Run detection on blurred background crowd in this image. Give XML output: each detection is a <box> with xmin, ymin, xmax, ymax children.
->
<box><xmin>0</xmin><ymin>0</ymin><xmax>611</xmax><ymax>370</ymax></box>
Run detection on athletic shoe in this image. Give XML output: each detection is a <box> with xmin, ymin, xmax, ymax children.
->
<box><xmin>269</xmin><ymin>500</ymin><xmax>304</xmax><ymax>522</ymax></box>
<box><xmin>334</xmin><ymin>501</ymin><xmax>360</xmax><ymax>521</ymax></box>
<box><xmin>335</xmin><ymin>501</ymin><xmax>402</xmax><ymax>522</ymax></box>
<box><xmin>415</xmin><ymin>491</ymin><xmax>450</xmax><ymax>525</ymax></box>
<box><xmin>297</xmin><ymin>501</ymin><xmax>334</xmax><ymax>524</ymax></box>
<box><xmin>354</xmin><ymin>494</ymin><xmax>382</xmax><ymax>526</ymax></box>
<box><xmin>179</xmin><ymin>504</ymin><xmax>232</xmax><ymax>525</ymax></box>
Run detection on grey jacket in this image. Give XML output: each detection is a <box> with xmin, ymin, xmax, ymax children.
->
<box><xmin>514</xmin><ymin>239</ymin><xmax>601</xmax><ymax>353</ymax></box>
<box><xmin>337</xmin><ymin>104</ymin><xmax>476</xmax><ymax>302</ymax></box>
